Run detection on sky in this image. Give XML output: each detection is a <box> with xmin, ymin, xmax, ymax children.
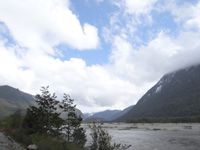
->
<box><xmin>0</xmin><ymin>0</ymin><xmax>200</xmax><ymax>113</ymax></box>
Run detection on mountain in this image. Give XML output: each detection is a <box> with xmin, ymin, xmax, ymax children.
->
<box><xmin>84</xmin><ymin>110</ymin><xmax>121</xmax><ymax>122</ymax></box>
<box><xmin>117</xmin><ymin>64</ymin><xmax>200</xmax><ymax>121</ymax></box>
<box><xmin>111</xmin><ymin>105</ymin><xmax>134</xmax><ymax>120</ymax></box>
<box><xmin>59</xmin><ymin>107</ymin><xmax>83</xmax><ymax>119</ymax></box>
<box><xmin>82</xmin><ymin>113</ymin><xmax>92</xmax><ymax>120</ymax></box>
<box><xmin>84</xmin><ymin>105</ymin><xmax>134</xmax><ymax>122</ymax></box>
<box><xmin>0</xmin><ymin>85</ymin><xmax>83</xmax><ymax>119</ymax></box>
<box><xmin>0</xmin><ymin>85</ymin><xmax>34</xmax><ymax>118</ymax></box>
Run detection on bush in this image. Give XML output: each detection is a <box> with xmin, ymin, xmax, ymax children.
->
<box><xmin>89</xmin><ymin>123</ymin><xmax>131</xmax><ymax>150</ymax></box>
<box><xmin>30</xmin><ymin>133</ymin><xmax>85</xmax><ymax>150</ymax></box>
<box><xmin>0</xmin><ymin>87</ymin><xmax>86</xmax><ymax>150</ymax></box>
<box><xmin>0</xmin><ymin>110</ymin><xmax>32</xmax><ymax>146</ymax></box>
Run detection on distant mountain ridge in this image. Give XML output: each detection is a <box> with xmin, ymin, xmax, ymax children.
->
<box><xmin>84</xmin><ymin>105</ymin><xmax>134</xmax><ymax>122</ymax></box>
<box><xmin>117</xmin><ymin>64</ymin><xmax>200</xmax><ymax>121</ymax></box>
<box><xmin>0</xmin><ymin>85</ymin><xmax>34</xmax><ymax>118</ymax></box>
<box><xmin>84</xmin><ymin>110</ymin><xmax>121</xmax><ymax>122</ymax></box>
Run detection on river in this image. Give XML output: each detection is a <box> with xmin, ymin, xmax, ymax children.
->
<box><xmin>83</xmin><ymin>123</ymin><xmax>200</xmax><ymax>150</ymax></box>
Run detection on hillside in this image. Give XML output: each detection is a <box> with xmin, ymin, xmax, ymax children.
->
<box><xmin>117</xmin><ymin>64</ymin><xmax>200</xmax><ymax>121</ymax></box>
<box><xmin>0</xmin><ymin>85</ymin><xmax>34</xmax><ymax>118</ymax></box>
<box><xmin>0</xmin><ymin>85</ymin><xmax>83</xmax><ymax>119</ymax></box>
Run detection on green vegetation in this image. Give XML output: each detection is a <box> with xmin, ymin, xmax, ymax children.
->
<box><xmin>60</xmin><ymin>94</ymin><xmax>86</xmax><ymax>147</ymax></box>
<box><xmin>0</xmin><ymin>110</ymin><xmax>32</xmax><ymax>146</ymax></box>
<box><xmin>89</xmin><ymin>123</ymin><xmax>131</xmax><ymax>150</ymax></box>
<box><xmin>22</xmin><ymin>86</ymin><xmax>63</xmax><ymax>136</ymax></box>
<box><xmin>0</xmin><ymin>86</ymin><xmax>129</xmax><ymax>150</ymax></box>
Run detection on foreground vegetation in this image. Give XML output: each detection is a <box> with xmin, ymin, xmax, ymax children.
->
<box><xmin>0</xmin><ymin>86</ymin><xmax>130</xmax><ymax>150</ymax></box>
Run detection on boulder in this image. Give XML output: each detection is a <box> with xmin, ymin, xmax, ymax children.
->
<box><xmin>27</xmin><ymin>144</ymin><xmax>38</xmax><ymax>150</ymax></box>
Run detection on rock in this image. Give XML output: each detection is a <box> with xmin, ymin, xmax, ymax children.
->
<box><xmin>0</xmin><ymin>132</ymin><xmax>25</xmax><ymax>150</ymax></box>
<box><xmin>27</xmin><ymin>144</ymin><xmax>38</xmax><ymax>150</ymax></box>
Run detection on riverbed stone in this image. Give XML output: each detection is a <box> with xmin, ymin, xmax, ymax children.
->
<box><xmin>27</xmin><ymin>144</ymin><xmax>38</xmax><ymax>150</ymax></box>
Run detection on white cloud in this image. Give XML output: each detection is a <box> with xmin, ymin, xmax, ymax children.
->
<box><xmin>125</xmin><ymin>0</ymin><xmax>157</xmax><ymax>16</ymax></box>
<box><xmin>0</xmin><ymin>0</ymin><xmax>99</xmax><ymax>53</ymax></box>
<box><xmin>0</xmin><ymin>38</ymin><xmax>139</xmax><ymax>112</ymax></box>
<box><xmin>96</xmin><ymin>0</ymin><xmax>104</xmax><ymax>3</ymax></box>
<box><xmin>0</xmin><ymin>0</ymin><xmax>200</xmax><ymax>113</ymax></box>
<box><xmin>109</xmin><ymin>30</ymin><xmax>200</xmax><ymax>85</ymax></box>
<box><xmin>105</xmin><ymin>0</ymin><xmax>159</xmax><ymax>47</ymax></box>
<box><xmin>166</xmin><ymin>0</ymin><xmax>200</xmax><ymax>30</ymax></box>
<box><xmin>106</xmin><ymin>0</ymin><xmax>200</xmax><ymax>84</ymax></box>
<box><xmin>0</xmin><ymin>41</ymin><xmax>35</xmax><ymax>89</ymax></box>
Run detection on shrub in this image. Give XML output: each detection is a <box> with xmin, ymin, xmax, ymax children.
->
<box><xmin>89</xmin><ymin>123</ymin><xmax>131</xmax><ymax>150</ymax></box>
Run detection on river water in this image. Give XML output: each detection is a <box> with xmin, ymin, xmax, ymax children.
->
<box><xmin>83</xmin><ymin>123</ymin><xmax>200</xmax><ymax>150</ymax></box>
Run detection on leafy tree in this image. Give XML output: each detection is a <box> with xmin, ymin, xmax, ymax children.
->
<box><xmin>2</xmin><ymin>86</ymin><xmax>87</xmax><ymax>149</ymax></box>
<box><xmin>89</xmin><ymin>123</ymin><xmax>131</xmax><ymax>150</ymax></box>
<box><xmin>60</xmin><ymin>94</ymin><xmax>86</xmax><ymax>147</ymax></box>
<box><xmin>23</xmin><ymin>86</ymin><xmax>63</xmax><ymax>135</ymax></box>
<box><xmin>5</xmin><ymin>110</ymin><xmax>23</xmax><ymax>129</ymax></box>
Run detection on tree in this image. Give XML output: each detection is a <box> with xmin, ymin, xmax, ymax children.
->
<box><xmin>23</xmin><ymin>86</ymin><xmax>63</xmax><ymax>135</ymax></box>
<box><xmin>60</xmin><ymin>94</ymin><xmax>86</xmax><ymax>147</ymax></box>
<box><xmin>89</xmin><ymin>123</ymin><xmax>131</xmax><ymax>150</ymax></box>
